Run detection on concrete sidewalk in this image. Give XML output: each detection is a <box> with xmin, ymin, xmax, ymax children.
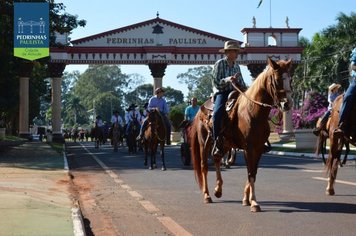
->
<box><xmin>0</xmin><ymin>141</ymin><xmax>84</xmax><ymax>236</ymax></box>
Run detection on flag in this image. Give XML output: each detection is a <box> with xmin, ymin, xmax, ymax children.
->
<box><xmin>257</xmin><ymin>0</ymin><xmax>263</xmax><ymax>8</ymax></box>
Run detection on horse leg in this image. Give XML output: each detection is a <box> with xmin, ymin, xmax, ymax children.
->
<box><xmin>213</xmin><ymin>155</ymin><xmax>223</xmax><ymax>199</ymax></box>
<box><xmin>200</xmin><ymin>147</ymin><xmax>212</xmax><ymax>203</ymax></box>
<box><xmin>326</xmin><ymin>158</ymin><xmax>339</xmax><ymax>195</ymax></box>
<box><xmin>242</xmin><ymin>179</ymin><xmax>251</xmax><ymax>206</ymax></box>
<box><xmin>244</xmin><ymin>150</ymin><xmax>262</xmax><ymax>212</ymax></box>
<box><xmin>161</xmin><ymin>144</ymin><xmax>166</xmax><ymax>171</ymax></box>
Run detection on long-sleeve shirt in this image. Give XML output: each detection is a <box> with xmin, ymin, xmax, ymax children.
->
<box><xmin>125</xmin><ymin>109</ymin><xmax>141</xmax><ymax>123</ymax></box>
<box><xmin>148</xmin><ymin>96</ymin><xmax>169</xmax><ymax>115</ymax></box>
<box><xmin>111</xmin><ymin>115</ymin><xmax>124</xmax><ymax>126</ymax></box>
<box><xmin>212</xmin><ymin>57</ymin><xmax>246</xmax><ymax>94</ymax></box>
<box><xmin>327</xmin><ymin>92</ymin><xmax>339</xmax><ymax>110</ymax></box>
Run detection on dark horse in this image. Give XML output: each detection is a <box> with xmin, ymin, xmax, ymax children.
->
<box><xmin>127</xmin><ymin>119</ymin><xmax>140</xmax><ymax>154</ymax></box>
<box><xmin>316</xmin><ymin>95</ymin><xmax>356</xmax><ymax>195</ymax></box>
<box><xmin>143</xmin><ymin>108</ymin><xmax>166</xmax><ymax>170</ymax></box>
<box><xmin>111</xmin><ymin>122</ymin><xmax>121</xmax><ymax>152</ymax></box>
<box><xmin>190</xmin><ymin>58</ymin><xmax>293</xmax><ymax>212</ymax></box>
<box><xmin>91</xmin><ymin>125</ymin><xmax>104</xmax><ymax>149</ymax></box>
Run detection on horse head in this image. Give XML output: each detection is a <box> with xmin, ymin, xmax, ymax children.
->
<box><xmin>267</xmin><ymin>57</ymin><xmax>293</xmax><ymax>112</ymax></box>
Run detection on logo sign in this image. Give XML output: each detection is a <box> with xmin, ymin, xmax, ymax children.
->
<box><xmin>14</xmin><ymin>2</ymin><xmax>49</xmax><ymax>60</ymax></box>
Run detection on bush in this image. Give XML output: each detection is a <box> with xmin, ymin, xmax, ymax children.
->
<box><xmin>292</xmin><ymin>92</ymin><xmax>328</xmax><ymax>129</ymax></box>
<box><xmin>169</xmin><ymin>107</ymin><xmax>185</xmax><ymax>132</ymax></box>
<box><xmin>269</xmin><ymin>92</ymin><xmax>328</xmax><ymax>132</ymax></box>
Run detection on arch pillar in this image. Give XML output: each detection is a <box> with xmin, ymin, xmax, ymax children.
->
<box><xmin>18</xmin><ymin>62</ymin><xmax>34</xmax><ymax>139</ymax></box>
<box><xmin>49</xmin><ymin>63</ymin><xmax>66</xmax><ymax>143</ymax></box>
<box><xmin>149</xmin><ymin>63</ymin><xmax>167</xmax><ymax>94</ymax></box>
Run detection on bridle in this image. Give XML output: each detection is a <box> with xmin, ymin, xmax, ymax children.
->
<box><xmin>231</xmin><ymin>69</ymin><xmax>292</xmax><ymax>111</ymax></box>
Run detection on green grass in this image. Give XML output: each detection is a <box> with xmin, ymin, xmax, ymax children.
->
<box><xmin>48</xmin><ymin>142</ymin><xmax>64</xmax><ymax>154</ymax></box>
<box><xmin>1</xmin><ymin>135</ymin><xmax>27</xmax><ymax>141</ymax></box>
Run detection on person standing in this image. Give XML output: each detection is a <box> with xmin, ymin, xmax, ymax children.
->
<box><xmin>334</xmin><ymin>47</ymin><xmax>356</xmax><ymax>138</ymax></box>
<box><xmin>313</xmin><ymin>83</ymin><xmax>341</xmax><ymax>136</ymax></box>
<box><xmin>211</xmin><ymin>40</ymin><xmax>247</xmax><ymax>157</ymax></box>
<box><xmin>136</xmin><ymin>87</ymin><xmax>171</xmax><ymax>145</ymax></box>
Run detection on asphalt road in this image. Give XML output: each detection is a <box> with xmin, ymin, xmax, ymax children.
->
<box><xmin>66</xmin><ymin>141</ymin><xmax>356</xmax><ymax>236</ymax></box>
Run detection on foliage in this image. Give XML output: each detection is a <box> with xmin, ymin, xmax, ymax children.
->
<box><xmin>177</xmin><ymin>66</ymin><xmax>213</xmax><ymax>101</ymax></box>
<box><xmin>292</xmin><ymin>12</ymin><xmax>356</xmax><ymax>108</ymax></box>
<box><xmin>292</xmin><ymin>92</ymin><xmax>328</xmax><ymax>129</ymax></box>
<box><xmin>0</xmin><ymin>0</ymin><xmax>86</xmax><ymax>134</ymax></box>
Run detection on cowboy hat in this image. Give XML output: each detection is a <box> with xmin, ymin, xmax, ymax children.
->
<box><xmin>328</xmin><ymin>83</ymin><xmax>341</xmax><ymax>91</ymax></box>
<box><xmin>129</xmin><ymin>103</ymin><xmax>138</xmax><ymax>109</ymax></box>
<box><xmin>155</xmin><ymin>87</ymin><xmax>165</xmax><ymax>94</ymax></box>
<box><xmin>219</xmin><ymin>40</ymin><xmax>243</xmax><ymax>53</ymax></box>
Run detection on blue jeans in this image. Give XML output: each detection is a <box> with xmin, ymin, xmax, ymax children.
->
<box><xmin>212</xmin><ymin>91</ymin><xmax>230</xmax><ymax>140</ymax></box>
<box><xmin>338</xmin><ymin>78</ymin><xmax>356</xmax><ymax>127</ymax></box>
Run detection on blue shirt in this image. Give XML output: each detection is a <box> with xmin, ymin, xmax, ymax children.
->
<box><xmin>327</xmin><ymin>92</ymin><xmax>339</xmax><ymax>110</ymax></box>
<box><xmin>185</xmin><ymin>105</ymin><xmax>199</xmax><ymax>121</ymax></box>
<box><xmin>148</xmin><ymin>96</ymin><xmax>169</xmax><ymax>115</ymax></box>
<box><xmin>212</xmin><ymin>57</ymin><xmax>246</xmax><ymax>94</ymax></box>
<box><xmin>351</xmin><ymin>47</ymin><xmax>356</xmax><ymax>78</ymax></box>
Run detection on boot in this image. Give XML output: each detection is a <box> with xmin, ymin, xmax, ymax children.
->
<box><xmin>333</xmin><ymin>122</ymin><xmax>345</xmax><ymax>138</ymax></box>
<box><xmin>312</xmin><ymin>126</ymin><xmax>322</xmax><ymax>136</ymax></box>
<box><xmin>212</xmin><ymin>136</ymin><xmax>224</xmax><ymax>157</ymax></box>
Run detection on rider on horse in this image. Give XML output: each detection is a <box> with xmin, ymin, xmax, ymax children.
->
<box><xmin>136</xmin><ymin>87</ymin><xmax>171</xmax><ymax>145</ymax></box>
<box><xmin>313</xmin><ymin>83</ymin><xmax>341</xmax><ymax>136</ymax></box>
<box><xmin>211</xmin><ymin>40</ymin><xmax>247</xmax><ymax>157</ymax></box>
<box><xmin>125</xmin><ymin>103</ymin><xmax>141</xmax><ymax>136</ymax></box>
<box><xmin>334</xmin><ymin>47</ymin><xmax>356</xmax><ymax>139</ymax></box>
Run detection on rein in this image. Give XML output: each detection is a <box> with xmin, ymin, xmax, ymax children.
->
<box><xmin>231</xmin><ymin>82</ymin><xmax>278</xmax><ymax>109</ymax></box>
<box><xmin>231</xmin><ymin>70</ymin><xmax>287</xmax><ymax>110</ymax></box>
<box><xmin>149</xmin><ymin>110</ymin><xmax>166</xmax><ymax>142</ymax></box>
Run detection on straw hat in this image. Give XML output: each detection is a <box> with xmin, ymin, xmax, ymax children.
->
<box><xmin>328</xmin><ymin>83</ymin><xmax>341</xmax><ymax>91</ymax></box>
<box><xmin>219</xmin><ymin>40</ymin><xmax>243</xmax><ymax>53</ymax></box>
<box><xmin>155</xmin><ymin>87</ymin><xmax>165</xmax><ymax>95</ymax></box>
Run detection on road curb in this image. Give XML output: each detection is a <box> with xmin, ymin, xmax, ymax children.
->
<box><xmin>63</xmin><ymin>144</ymin><xmax>86</xmax><ymax>236</ymax></box>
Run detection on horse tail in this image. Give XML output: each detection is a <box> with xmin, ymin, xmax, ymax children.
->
<box><xmin>315</xmin><ymin>134</ymin><xmax>327</xmax><ymax>164</ymax></box>
<box><xmin>190</xmin><ymin>116</ymin><xmax>203</xmax><ymax>189</ymax></box>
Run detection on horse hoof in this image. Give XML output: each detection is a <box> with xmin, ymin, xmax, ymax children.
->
<box><xmin>149</xmin><ymin>166</ymin><xmax>153</xmax><ymax>170</ymax></box>
<box><xmin>214</xmin><ymin>190</ymin><xmax>222</xmax><ymax>198</ymax></box>
<box><xmin>326</xmin><ymin>189</ymin><xmax>335</xmax><ymax>195</ymax></box>
<box><xmin>204</xmin><ymin>197</ymin><xmax>213</xmax><ymax>203</ymax></box>
<box><xmin>161</xmin><ymin>166</ymin><xmax>166</xmax><ymax>171</ymax></box>
<box><xmin>242</xmin><ymin>199</ymin><xmax>250</xmax><ymax>206</ymax></box>
<box><xmin>250</xmin><ymin>205</ymin><xmax>261</xmax><ymax>212</ymax></box>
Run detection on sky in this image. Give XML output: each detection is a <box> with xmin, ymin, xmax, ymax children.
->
<box><xmin>58</xmin><ymin>0</ymin><xmax>355</xmax><ymax>98</ymax></box>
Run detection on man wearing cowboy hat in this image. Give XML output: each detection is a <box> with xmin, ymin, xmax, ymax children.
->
<box><xmin>125</xmin><ymin>103</ymin><xmax>141</xmax><ymax>136</ymax></box>
<box><xmin>313</xmin><ymin>83</ymin><xmax>341</xmax><ymax>136</ymax></box>
<box><xmin>136</xmin><ymin>87</ymin><xmax>171</xmax><ymax>145</ymax></box>
<box><xmin>211</xmin><ymin>40</ymin><xmax>247</xmax><ymax>157</ymax></box>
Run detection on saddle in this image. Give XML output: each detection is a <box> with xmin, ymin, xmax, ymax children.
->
<box><xmin>201</xmin><ymin>90</ymin><xmax>240</xmax><ymax>118</ymax></box>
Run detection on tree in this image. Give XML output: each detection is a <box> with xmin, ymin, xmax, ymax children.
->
<box><xmin>0</xmin><ymin>0</ymin><xmax>86</xmax><ymax>134</ymax></box>
<box><xmin>292</xmin><ymin>12</ymin><xmax>356</xmax><ymax>108</ymax></box>
<box><xmin>177</xmin><ymin>66</ymin><xmax>213</xmax><ymax>101</ymax></box>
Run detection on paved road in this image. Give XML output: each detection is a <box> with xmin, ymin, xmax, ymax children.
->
<box><xmin>67</xmin><ymin>141</ymin><xmax>356</xmax><ymax>236</ymax></box>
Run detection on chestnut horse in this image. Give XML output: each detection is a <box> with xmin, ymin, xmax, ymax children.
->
<box><xmin>190</xmin><ymin>58</ymin><xmax>293</xmax><ymax>212</ymax></box>
<box><xmin>316</xmin><ymin>94</ymin><xmax>356</xmax><ymax>195</ymax></box>
<box><xmin>143</xmin><ymin>108</ymin><xmax>167</xmax><ymax>170</ymax></box>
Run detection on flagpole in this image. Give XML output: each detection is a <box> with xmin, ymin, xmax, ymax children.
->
<box><xmin>269</xmin><ymin>0</ymin><xmax>272</xmax><ymax>27</ymax></box>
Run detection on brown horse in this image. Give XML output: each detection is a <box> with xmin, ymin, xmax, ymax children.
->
<box><xmin>316</xmin><ymin>94</ymin><xmax>356</xmax><ymax>195</ymax></box>
<box><xmin>190</xmin><ymin>58</ymin><xmax>293</xmax><ymax>212</ymax></box>
<box><xmin>143</xmin><ymin>108</ymin><xmax>166</xmax><ymax>170</ymax></box>
<box><xmin>91</xmin><ymin>125</ymin><xmax>104</xmax><ymax>149</ymax></box>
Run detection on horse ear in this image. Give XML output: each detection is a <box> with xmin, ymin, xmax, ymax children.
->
<box><xmin>286</xmin><ymin>58</ymin><xmax>292</xmax><ymax>70</ymax></box>
<box><xmin>267</xmin><ymin>57</ymin><xmax>279</xmax><ymax>70</ymax></box>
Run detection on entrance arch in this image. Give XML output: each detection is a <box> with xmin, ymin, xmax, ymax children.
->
<box><xmin>19</xmin><ymin>16</ymin><xmax>303</xmax><ymax>141</ymax></box>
